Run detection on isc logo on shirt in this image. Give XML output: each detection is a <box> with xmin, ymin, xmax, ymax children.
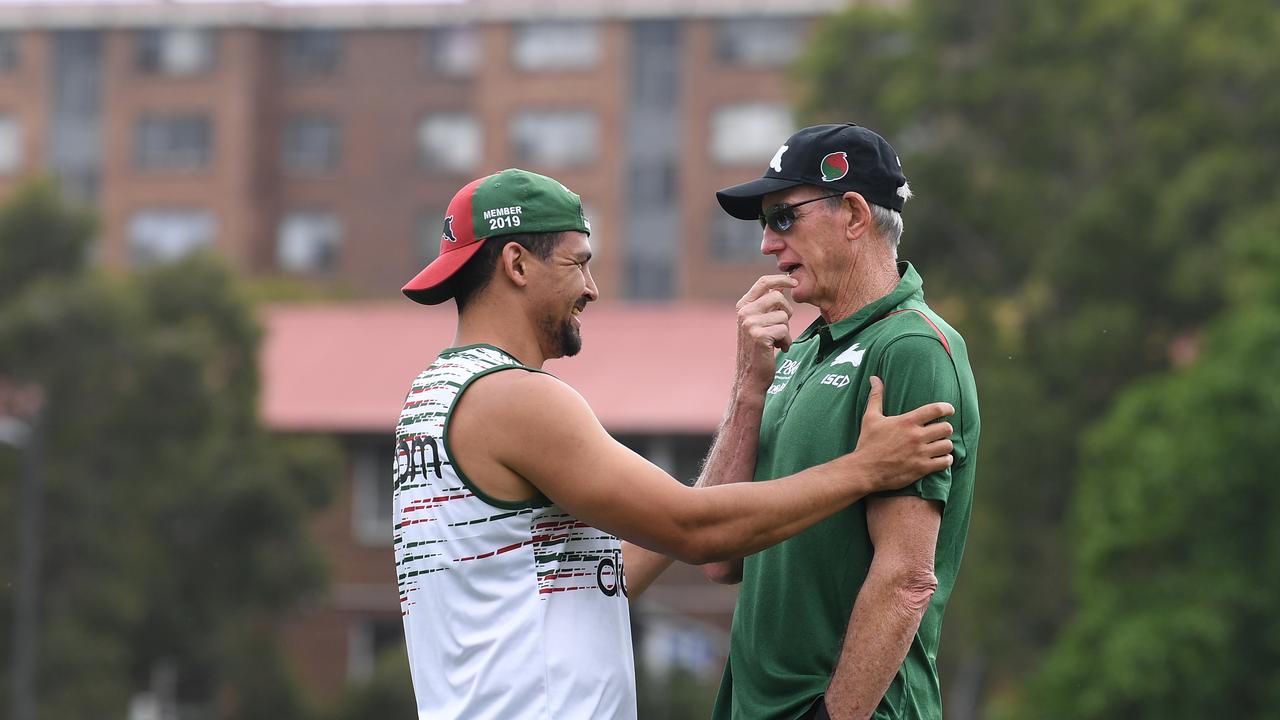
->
<box><xmin>820</xmin><ymin>373</ymin><xmax>851</xmax><ymax>388</ymax></box>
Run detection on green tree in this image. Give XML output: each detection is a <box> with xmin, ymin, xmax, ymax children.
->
<box><xmin>0</xmin><ymin>180</ymin><xmax>339</xmax><ymax>717</ymax></box>
<box><xmin>636</xmin><ymin>663</ymin><xmax>718</xmax><ymax>720</ymax></box>
<box><xmin>1029</xmin><ymin>224</ymin><xmax>1280</xmax><ymax>718</ymax></box>
<box><xmin>798</xmin><ymin>0</ymin><xmax>1280</xmax><ymax>712</ymax></box>
<box><xmin>325</xmin><ymin>648</ymin><xmax>416</xmax><ymax>720</ymax></box>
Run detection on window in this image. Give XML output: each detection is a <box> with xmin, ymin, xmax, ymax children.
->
<box><xmin>280</xmin><ymin>30</ymin><xmax>342</xmax><ymax>78</ymax></box>
<box><xmin>135</xmin><ymin>28</ymin><xmax>216</xmax><ymax>75</ymax></box>
<box><xmin>282</xmin><ymin>114</ymin><xmax>340</xmax><ymax>174</ymax></box>
<box><xmin>348</xmin><ymin>618</ymin><xmax>405</xmax><ymax>683</ymax></box>
<box><xmin>709</xmin><ymin>207</ymin><xmax>769</xmax><ymax>263</ymax></box>
<box><xmin>716</xmin><ymin>18</ymin><xmax>805</xmax><ymax>67</ymax></box>
<box><xmin>277</xmin><ymin>211</ymin><xmax>342</xmax><ymax>273</ymax></box>
<box><xmin>510</xmin><ymin>109</ymin><xmax>597</xmax><ymax>168</ymax></box>
<box><xmin>628</xmin><ymin>160</ymin><xmax>676</xmax><ymax>207</ymax></box>
<box><xmin>512</xmin><ymin>21</ymin><xmax>600</xmax><ymax>71</ymax></box>
<box><xmin>416</xmin><ymin>113</ymin><xmax>480</xmax><ymax>175</ymax></box>
<box><xmin>50</xmin><ymin>31</ymin><xmax>103</xmax><ymax>203</ymax></box>
<box><xmin>630</xmin><ymin>21</ymin><xmax>679</xmax><ymax>106</ymax></box>
<box><xmin>134</xmin><ymin>113</ymin><xmax>211</xmax><ymax>171</ymax></box>
<box><xmin>625</xmin><ymin>254</ymin><xmax>674</xmax><ymax>300</ymax></box>
<box><xmin>421</xmin><ymin>25</ymin><xmax>479</xmax><ymax>77</ymax></box>
<box><xmin>351</xmin><ymin>442</ymin><xmax>394</xmax><ymax>546</ymax></box>
<box><xmin>0</xmin><ymin>114</ymin><xmax>22</xmax><ymax>174</ymax></box>
<box><xmin>709</xmin><ymin>103</ymin><xmax>791</xmax><ymax>165</ymax></box>
<box><xmin>128</xmin><ymin>210</ymin><xmax>216</xmax><ymax>266</ymax></box>
<box><xmin>415</xmin><ymin>209</ymin><xmax>447</xmax><ymax>266</ymax></box>
<box><xmin>0</xmin><ymin>32</ymin><xmax>20</xmax><ymax>73</ymax></box>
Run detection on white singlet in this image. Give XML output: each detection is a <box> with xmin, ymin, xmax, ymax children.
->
<box><xmin>394</xmin><ymin>344</ymin><xmax>636</xmax><ymax>720</ymax></box>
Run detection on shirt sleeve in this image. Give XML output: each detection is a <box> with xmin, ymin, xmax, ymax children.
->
<box><xmin>868</xmin><ymin>333</ymin><xmax>963</xmax><ymax>505</ymax></box>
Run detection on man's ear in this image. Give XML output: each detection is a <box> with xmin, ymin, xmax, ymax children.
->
<box><xmin>843</xmin><ymin>191</ymin><xmax>872</xmax><ymax>243</ymax></box>
<box><xmin>499</xmin><ymin>242</ymin><xmax>531</xmax><ymax>288</ymax></box>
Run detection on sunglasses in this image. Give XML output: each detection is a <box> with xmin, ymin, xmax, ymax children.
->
<box><xmin>758</xmin><ymin>194</ymin><xmax>844</xmax><ymax>233</ymax></box>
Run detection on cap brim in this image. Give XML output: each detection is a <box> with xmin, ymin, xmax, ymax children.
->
<box><xmin>716</xmin><ymin>176</ymin><xmax>805</xmax><ymax>220</ymax></box>
<box><xmin>402</xmin><ymin>240</ymin><xmax>488</xmax><ymax>306</ymax></box>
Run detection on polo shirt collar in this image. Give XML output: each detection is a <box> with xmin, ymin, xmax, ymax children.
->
<box><xmin>796</xmin><ymin>262</ymin><xmax>925</xmax><ymax>346</ymax></box>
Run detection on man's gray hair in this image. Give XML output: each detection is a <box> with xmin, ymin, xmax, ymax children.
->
<box><xmin>821</xmin><ymin>181</ymin><xmax>912</xmax><ymax>255</ymax></box>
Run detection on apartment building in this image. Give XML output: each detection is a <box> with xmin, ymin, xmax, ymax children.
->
<box><xmin>0</xmin><ymin>0</ymin><xmax>847</xmax><ymax>303</ymax></box>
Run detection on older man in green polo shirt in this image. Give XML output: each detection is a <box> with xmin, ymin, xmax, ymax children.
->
<box><xmin>704</xmin><ymin>124</ymin><xmax>982</xmax><ymax>720</ymax></box>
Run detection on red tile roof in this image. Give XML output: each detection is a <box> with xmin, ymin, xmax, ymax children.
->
<box><xmin>260</xmin><ymin>301</ymin><xmax>818</xmax><ymax>434</ymax></box>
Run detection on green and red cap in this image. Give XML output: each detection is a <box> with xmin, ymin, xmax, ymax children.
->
<box><xmin>402</xmin><ymin>168</ymin><xmax>591</xmax><ymax>305</ymax></box>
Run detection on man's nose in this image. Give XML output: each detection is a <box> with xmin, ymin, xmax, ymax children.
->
<box><xmin>761</xmin><ymin>228</ymin><xmax>785</xmax><ymax>256</ymax></box>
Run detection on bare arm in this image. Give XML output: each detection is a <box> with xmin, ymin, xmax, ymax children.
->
<box><xmin>823</xmin><ymin>496</ymin><xmax>943</xmax><ymax>720</ymax></box>
<box><xmin>624</xmin><ymin>379</ymin><xmax>765</xmax><ymax>594</ymax></box>
<box><xmin>697</xmin><ymin>274</ymin><xmax>796</xmax><ymax>584</ymax></box>
<box><xmin>465</xmin><ymin>367</ymin><xmax>952</xmax><ymax>567</ymax></box>
<box><xmin>693</xmin><ymin>383</ymin><xmax>764</xmax><ymax>584</ymax></box>
<box><xmin>625</xmin><ymin>274</ymin><xmax>793</xmax><ymax>593</ymax></box>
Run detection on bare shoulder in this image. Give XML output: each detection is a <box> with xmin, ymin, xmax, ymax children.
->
<box><xmin>454</xmin><ymin>368</ymin><xmax>602</xmax><ymax>449</ymax></box>
<box><xmin>453</xmin><ymin>366</ymin><xmax>632</xmax><ymax>506</ymax></box>
<box><xmin>461</xmin><ymin>368</ymin><xmax>592</xmax><ymax>418</ymax></box>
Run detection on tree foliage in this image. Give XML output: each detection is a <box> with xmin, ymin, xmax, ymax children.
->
<box><xmin>324</xmin><ymin>648</ymin><xmax>416</xmax><ymax>720</ymax></box>
<box><xmin>0</xmin><ymin>180</ymin><xmax>339</xmax><ymax>717</ymax></box>
<box><xmin>799</xmin><ymin>0</ymin><xmax>1280</xmax><ymax>713</ymax></box>
<box><xmin>1031</xmin><ymin>226</ymin><xmax>1280</xmax><ymax>717</ymax></box>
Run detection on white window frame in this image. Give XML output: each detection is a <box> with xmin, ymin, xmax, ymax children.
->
<box><xmin>136</xmin><ymin>27</ymin><xmax>217</xmax><ymax>76</ymax></box>
<box><xmin>422</xmin><ymin>25</ymin><xmax>479</xmax><ymax>77</ymax></box>
<box><xmin>511</xmin><ymin>21</ymin><xmax>601</xmax><ymax>71</ymax></box>
<box><xmin>709</xmin><ymin>103</ymin><xmax>792</xmax><ymax>166</ymax></box>
<box><xmin>282</xmin><ymin>114</ymin><xmax>341</xmax><ymax>174</ymax></box>
<box><xmin>276</xmin><ymin>211</ymin><xmax>342</xmax><ymax>274</ymax></box>
<box><xmin>416</xmin><ymin>112</ymin><xmax>481</xmax><ymax>175</ymax></box>
<box><xmin>127</xmin><ymin>209</ymin><xmax>217</xmax><ymax>266</ymax></box>
<box><xmin>716</xmin><ymin>18</ymin><xmax>805</xmax><ymax>67</ymax></box>
<box><xmin>509</xmin><ymin>109</ymin><xmax>599</xmax><ymax>168</ymax></box>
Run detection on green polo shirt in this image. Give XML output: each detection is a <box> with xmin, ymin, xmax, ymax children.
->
<box><xmin>712</xmin><ymin>263</ymin><xmax>980</xmax><ymax>720</ymax></box>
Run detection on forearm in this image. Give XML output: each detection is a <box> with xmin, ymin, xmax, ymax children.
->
<box><xmin>696</xmin><ymin>384</ymin><xmax>764</xmax><ymax>490</ymax></box>
<box><xmin>678</xmin><ymin>455</ymin><xmax>876</xmax><ymax>564</ymax></box>
<box><xmin>621</xmin><ymin>541</ymin><xmax>673</xmax><ymax>598</ymax></box>
<box><xmin>823</xmin><ymin>567</ymin><xmax>936</xmax><ymax>720</ymax></box>
<box><xmin>696</xmin><ymin>387</ymin><xmax>765</xmax><ymax>582</ymax></box>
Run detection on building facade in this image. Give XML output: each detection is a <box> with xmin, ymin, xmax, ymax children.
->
<box><xmin>0</xmin><ymin>0</ymin><xmax>849</xmax><ymax>303</ymax></box>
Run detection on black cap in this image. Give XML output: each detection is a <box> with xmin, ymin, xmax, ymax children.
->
<box><xmin>716</xmin><ymin>123</ymin><xmax>908</xmax><ymax>220</ymax></box>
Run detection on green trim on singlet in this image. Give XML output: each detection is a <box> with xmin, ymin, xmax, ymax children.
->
<box><xmin>441</xmin><ymin>347</ymin><xmax>554</xmax><ymax>510</ymax></box>
<box><xmin>439</xmin><ymin>342</ymin><xmax>520</xmax><ymax>359</ymax></box>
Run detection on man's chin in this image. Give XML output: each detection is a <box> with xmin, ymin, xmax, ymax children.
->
<box><xmin>559</xmin><ymin>323</ymin><xmax>583</xmax><ymax>357</ymax></box>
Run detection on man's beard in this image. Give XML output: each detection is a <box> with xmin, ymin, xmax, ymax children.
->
<box><xmin>541</xmin><ymin>314</ymin><xmax>582</xmax><ymax>358</ymax></box>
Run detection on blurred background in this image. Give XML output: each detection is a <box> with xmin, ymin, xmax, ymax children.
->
<box><xmin>1</xmin><ymin>0</ymin><xmax>1278</xmax><ymax>718</ymax></box>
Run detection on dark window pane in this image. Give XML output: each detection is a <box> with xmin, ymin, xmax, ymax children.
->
<box><xmin>134</xmin><ymin>114</ymin><xmax>211</xmax><ymax>171</ymax></box>
<box><xmin>280</xmin><ymin>30</ymin><xmax>343</xmax><ymax>78</ymax></box>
